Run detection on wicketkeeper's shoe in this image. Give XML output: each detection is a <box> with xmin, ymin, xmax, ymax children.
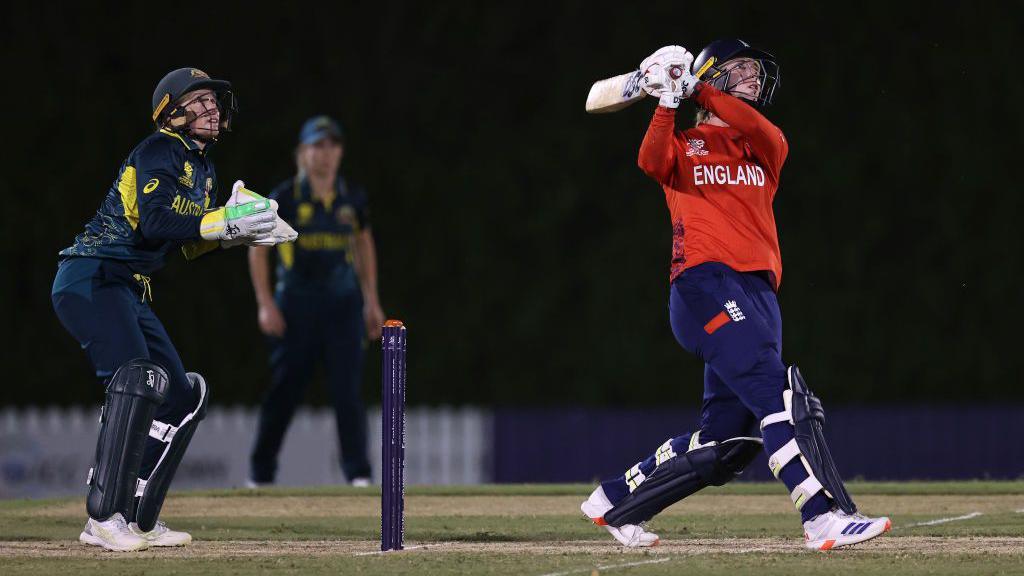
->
<box><xmin>581</xmin><ymin>485</ymin><xmax>660</xmax><ymax>548</ymax></box>
<box><xmin>803</xmin><ymin>509</ymin><xmax>891</xmax><ymax>550</ymax></box>
<box><xmin>79</xmin><ymin>513</ymin><xmax>150</xmax><ymax>551</ymax></box>
<box><xmin>130</xmin><ymin>520</ymin><xmax>192</xmax><ymax>546</ymax></box>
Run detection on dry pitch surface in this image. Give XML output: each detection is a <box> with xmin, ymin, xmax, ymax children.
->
<box><xmin>2</xmin><ymin>482</ymin><xmax>1022</xmax><ymax>575</ymax></box>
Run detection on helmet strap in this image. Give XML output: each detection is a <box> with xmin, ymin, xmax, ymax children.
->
<box><xmin>163</xmin><ymin>102</ymin><xmax>218</xmax><ymax>143</ymax></box>
<box><xmin>164</xmin><ymin>107</ymin><xmax>191</xmax><ymax>130</ymax></box>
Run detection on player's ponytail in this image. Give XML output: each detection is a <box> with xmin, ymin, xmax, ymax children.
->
<box><xmin>694</xmin><ymin>107</ymin><xmax>711</xmax><ymax>126</ymax></box>
<box><xmin>295</xmin><ymin>144</ymin><xmax>308</xmax><ymax>180</ymax></box>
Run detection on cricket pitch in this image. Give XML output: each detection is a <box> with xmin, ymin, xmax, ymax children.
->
<box><xmin>2</xmin><ymin>482</ymin><xmax>1022</xmax><ymax>575</ymax></box>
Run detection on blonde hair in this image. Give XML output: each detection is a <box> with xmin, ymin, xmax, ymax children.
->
<box><xmin>294</xmin><ymin>144</ymin><xmax>308</xmax><ymax>179</ymax></box>
<box><xmin>694</xmin><ymin>107</ymin><xmax>712</xmax><ymax>126</ymax></box>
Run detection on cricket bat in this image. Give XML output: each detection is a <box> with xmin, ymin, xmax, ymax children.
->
<box><xmin>585</xmin><ymin>65</ymin><xmax>684</xmax><ymax>114</ymax></box>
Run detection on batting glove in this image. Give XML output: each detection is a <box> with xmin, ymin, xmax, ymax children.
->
<box><xmin>654</xmin><ymin>64</ymin><xmax>699</xmax><ymax>109</ymax></box>
<box><xmin>640</xmin><ymin>45</ymin><xmax>693</xmax><ymax>97</ymax></box>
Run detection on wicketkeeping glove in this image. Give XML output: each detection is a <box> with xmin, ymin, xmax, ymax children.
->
<box><xmin>222</xmin><ymin>180</ymin><xmax>298</xmax><ymax>247</ymax></box>
<box><xmin>199</xmin><ymin>196</ymin><xmax>276</xmax><ymax>242</ymax></box>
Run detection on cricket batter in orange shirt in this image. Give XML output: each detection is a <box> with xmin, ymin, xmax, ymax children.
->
<box><xmin>580</xmin><ymin>39</ymin><xmax>890</xmax><ymax>551</ymax></box>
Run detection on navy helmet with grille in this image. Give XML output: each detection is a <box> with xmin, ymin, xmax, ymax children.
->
<box><xmin>692</xmin><ymin>39</ymin><xmax>780</xmax><ymax>107</ymax></box>
<box><xmin>151</xmin><ymin>67</ymin><xmax>237</xmax><ymax>136</ymax></box>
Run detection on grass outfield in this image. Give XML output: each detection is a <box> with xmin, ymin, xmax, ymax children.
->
<box><xmin>1</xmin><ymin>482</ymin><xmax>1022</xmax><ymax>575</ymax></box>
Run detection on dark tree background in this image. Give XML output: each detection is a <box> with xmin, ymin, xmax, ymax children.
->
<box><xmin>2</xmin><ymin>2</ymin><xmax>1018</xmax><ymax>407</ymax></box>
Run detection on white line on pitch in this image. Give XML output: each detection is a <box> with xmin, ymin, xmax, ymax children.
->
<box><xmin>900</xmin><ymin>511</ymin><xmax>983</xmax><ymax>528</ymax></box>
<box><xmin>353</xmin><ymin>545</ymin><xmax>426</xmax><ymax>556</ymax></box>
<box><xmin>537</xmin><ymin>556</ymin><xmax>672</xmax><ymax>576</ymax></box>
<box><xmin>1016</xmin><ymin>508</ymin><xmax>1024</xmax><ymax>513</ymax></box>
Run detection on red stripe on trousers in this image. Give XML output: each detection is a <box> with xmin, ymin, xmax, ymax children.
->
<box><xmin>704</xmin><ymin>311</ymin><xmax>731</xmax><ymax>334</ymax></box>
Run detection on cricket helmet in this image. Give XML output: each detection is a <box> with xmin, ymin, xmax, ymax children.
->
<box><xmin>151</xmin><ymin>67</ymin><xmax>238</xmax><ymax>137</ymax></box>
<box><xmin>692</xmin><ymin>39</ymin><xmax>779</xmax><ymax>107</ymax></box>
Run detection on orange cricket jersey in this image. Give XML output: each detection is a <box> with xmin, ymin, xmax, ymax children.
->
<box><xmin>638</xmin><ymin>83</ymin><xmax>788</xmax><ymax>289</ymax></box>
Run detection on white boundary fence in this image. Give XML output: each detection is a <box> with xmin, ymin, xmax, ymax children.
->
<box><xmin>0</xmin><ymin>406</ymin><xmax>492</xmax><ymax>499</ymax></box>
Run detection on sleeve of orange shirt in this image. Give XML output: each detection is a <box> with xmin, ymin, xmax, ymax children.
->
<box><xmin>692</xmin><ymin>83</ymin><xmax>788</xmax><ymax>180</ymax></box>
<box><xmin>637</xmin><ymin>107</ymin><xmax>692</xmax><ymax>190</ymax></box>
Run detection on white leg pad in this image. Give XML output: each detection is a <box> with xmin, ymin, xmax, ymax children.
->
<box><xmin>791</xmin><ymin>475</ymin><xmax>824</xmax><ymax>510</ymax></box>
<box><xmin>760</xmin><ymin>411</ymin><xmax>789</xmax><ymax>429</ymax></box>
<box><xmin>760</xmin><ymin>390</ymin><xmax>794</xmax><ymax>430</ymax></box>
<box><xmin>768</xmin><ymin>438</ymin><xmax>801</xmax><ymax>478</ymax></box>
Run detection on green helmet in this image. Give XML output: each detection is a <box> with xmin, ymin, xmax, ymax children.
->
<box><xmin>151</xmin><ymin>67</ymin><xmax>237</xmax><ymax>136</ymax></box>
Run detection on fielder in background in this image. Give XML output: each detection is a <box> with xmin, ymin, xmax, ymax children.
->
<box><xmin>51</xmin><ymin>68</ymin><xmax>294</xmax><ymax>551</ymax></box>
<box><xmin>581</xmin><ymin>40</ymin><xmax>891</xmax><ymax>550</ymax></box>
<box><xmin>247</xmin><ymin>116</ymin><xmax>385</xmax><ymax>488</ymax></box>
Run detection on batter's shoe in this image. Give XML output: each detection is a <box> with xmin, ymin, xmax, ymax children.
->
<box><xmin>581</xmin><ymin>485</ymin><xmax>660</xmax><ymax>548</ymax></box>
<box><xmin>130</xmin><ymin>520</ymin><xmax>192</xmax><ymax>546</ymax></box>
<box><xmin>79</xmin><ymin>513</ymin><xmax>150</xmax><ymax>551</ymax></box>
<box><xmin>803</xmin><ymin>509</ymin><xmax>891</xmax><ymax>550</ymax></box>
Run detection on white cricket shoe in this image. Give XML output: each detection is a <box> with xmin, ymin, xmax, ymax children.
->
<box><xmin>79</xmin><ymin>513</ymin><xmax>150</xmax><ymax>551</ymax></box>
<box><xmin>803</xmin><ymin>509</ymin><xmax>891</xmax><ymax>550</ymax></box>
<box><xmin>130</xmin><ymin>520</ymin><xmax>192</xmax><ymax>546</ymax></box>
<box><xmin>581</xmin><ymin>485</ymin><xmax>660</xmax><ymax>548</ymax></box>
<box><xmin>350</xmin><ymin>477</ymin><xmax>372</xmax><ymax>487</ymax></box>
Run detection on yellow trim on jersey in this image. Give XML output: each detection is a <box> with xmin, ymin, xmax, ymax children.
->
<box><xmin>695</xmin><ymin>57</ymin><xmax>716</xmax><ymax>80</ymax></box>
<box><xmin>296</xmin><ymin>232</ymin><xmax>350</xmax><ymax>251</ymax></box>
<box><xmin>277</xmin><ymin>242</ymin><xmax>294</xmax><ymax>270</ymax></box>
<box><xmin>319</xmin><ymin>190</ymin><xmax>336</xmax><ymax>211</ymax></box>
<box><xmin>159</xmin><ymin>128</ymin><xmax>193</xmax><ymax>150</ymax></box>
<box><xmin>118</xmin><ymin>165</ymin><xmax>139</xmax><ymax>230</ymax></box>
<box><xmin>181</xmin><ymin>239</ymin><xmax>220</xmax><ymax>261</ymax></box>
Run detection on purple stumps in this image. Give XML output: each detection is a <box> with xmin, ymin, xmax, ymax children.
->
<box><xmin>381</xmin><ymin>320</ymin><xmax>406</xmax><ymax>551</ymax></box>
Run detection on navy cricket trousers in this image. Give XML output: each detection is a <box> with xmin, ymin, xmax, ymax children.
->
<box><xmin>51</xmin><ymin>257</ymin><xmax>199</xmax><ymax>481</ymax></box>
<box><xmin>670</xmin><ymin>262</ymin><xmax>786</xmax><ymax>433</ymax></box>
<box><xmin>250</xmin><ymin>282</ymin><xmax>371</xmax><ymax>482</ymax></box>
<box><xmin>602</xmin><ymin>262</ymin><xmax>830</xmax><ymax>521</ymax></box>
